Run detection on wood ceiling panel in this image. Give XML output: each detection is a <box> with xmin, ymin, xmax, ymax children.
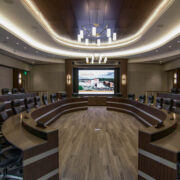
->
<box><xmin>32</xmin><ymin>0</ymin><xmax>162</xmax><ymax>41</ymax></box>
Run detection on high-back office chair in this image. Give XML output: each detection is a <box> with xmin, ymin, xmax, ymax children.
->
<box><xmin>156</xmin><ymin>97</ymin><xmax>163</xmax><ymax>109</ymax></box>
<box><xmin>171</xmin><ymin>100</ymin><xmax>180</xmax><ymax>114</ymax></box>
<box><xmin>162</xmin><ymin>98</ymin><xmax>173</xmax><ymax>112</ymax></box>
<box><xmin>19</xmin><ymin>88</ymin><xmax>25</xmax><ymax>93</ymax></box>
<box><xmin>139</xmin><ymin>95</ymin><xmax>146</xmax><ymax>103</ymax></box>
<box><xmin>24</xmin><ymin>97</ymin><xmax>35</xmax><ymax>111</ymax></box>
<box><xmin>128</xmin><ymin>94</ymin><xmax>135</xmax><ymax>101</ymax></box>
<box><xmin>1</xmin><ymin>88</ymin><xmax>10</xmax><ymax>95</ymax></box>
<box><xmin>34</xmin><ymin>96</ymin><xmax>41</xmax><ymax>107</ymax></box>
<box><xmin>11</xmin><ymin>100</ymin><xmax>23</xmax><ymax>115</ymax></box>
<box><xmin>12</xmin><ymin>88</ymin><xmax>19</xmax><ymax>94</ymax></box>
<box><xmin>42</xmin><ymin>95</ymin><xmax>48</xmax><ymax>105</ymax></box>
<box><xmin>61</xmin><ymin>93</ymin><xmax>67</xmax><ymax>99</ymax></box>
<box><xmin>50</xmin><ymin>93</ymin><xmax>57</xmax><ymax>103</ymax></box>
<box><xmin>0</xmin><ymin>147</ymin><xmax>22</xmax><ymax>180</ymax></box>
<box><xmin>147</xmin><ymin>95</ymin><xmax>154</xmax><ymax>105</ymax></box>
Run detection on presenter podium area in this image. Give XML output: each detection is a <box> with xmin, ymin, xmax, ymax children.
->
<box><xmin>0</xmin><ymin>89</ymin><xmax>180</xmax><ymax>180</ymax></box>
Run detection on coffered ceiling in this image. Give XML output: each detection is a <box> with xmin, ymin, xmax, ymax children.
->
<box><xmin>0</xmin><ymin>0</ymin><xmax>180</xmax><ymax>64</ymax></box>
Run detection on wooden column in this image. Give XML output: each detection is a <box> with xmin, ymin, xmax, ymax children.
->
<box><xmin>119</xmin><ymin>60</ymin><xmax>128</xmax><ymax>97</ymax></box>
<box><xmin>65</xmin><ymin>60</ymin><xmax>73</xmax><ymax>97</ymax></box>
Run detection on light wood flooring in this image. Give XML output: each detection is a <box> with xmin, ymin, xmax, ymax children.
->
<box><xmin>50</xmin><ymin>107</ymin><xmax>143</xmax><ymax>180</ymax></box>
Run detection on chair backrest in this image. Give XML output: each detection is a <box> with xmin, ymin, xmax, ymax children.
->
<box><xmin>1</xmin><ymin>88</ymin><xmax>9</xmax><ymax>95</ymax></box>
<box><xmin>128</xmin><ymin>94</ymin><xmax>135</xmax><ymax>101</ymax></box>
<box><xmin>24</xmin><ymin>97</ymin><xmax>35</xmax><ymax>111</ymax></box>
<box><xmin>156</xmin><ymin>97</ymin><xmax>163</xmax><ymax>109</ymax></box>
<box><xmin>19</xmin><ymin>88</ymin><xmax>25</xmax><ymax>93</ymax></box>
<box><xmin>42</xmin><ymin>95</ymin><xmax>48</xmax><ymax>105</ymax></box>
<box><xmin>147</xmin><ymin>95</ymin><xmax>154</xmax><ymax>105</ymax></box>
<box><xmin>61</xmin><ymin>93</ymin><xmax>67</xmax><ymax>99</ymax></box>
<box><xmin>11</xmin><ymin>99</ymin><xmax>23</xmax><ymax>115</ymax></box>
<box><xmin>50</xmin><ymin>93</ymin><xmax>57</xmax><ymax>103</ymax></box>
<box><xmin>139</xmin><ymin>95</ymin><xmax>146</xmax><ymax>103</ymax></box>
<box><xmin>0</xmin><ymin>103</ymin><xmax>8</xmax><ymax>122</ymax></box>
<box><xmin>34</xmin><ymin>96</ymin><xmax>41</xmax><ymax>107</ymax></box>
<box><xmin>171</xmin><ymin>88</ymin><xmax>177</xmax><ymax>94</ymax></box>
<box><xmin>162</xmin><ymin>98</ymin><xmax>173</xmax><ymax>112</ymax></box>
<box><xmin>12</xmin><ymin>88</ymin><xmax>19</xmax><ymax>94</ymax></box>
<box><xmin>172</xmin><ymin>99</ymin><xmax>180</xmax><ymax>113</ymax></box>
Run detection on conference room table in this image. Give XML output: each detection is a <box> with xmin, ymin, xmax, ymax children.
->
<box><xmin>1</xmin><ymin>96</ymin><xmax>180</xmax><ymax>180</ymax></box>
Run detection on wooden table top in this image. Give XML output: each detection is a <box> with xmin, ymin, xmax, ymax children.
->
<box><xmin>2</xmin><ymin>112</ymin><xmax>46</xmax><ymax>151</ymax></box>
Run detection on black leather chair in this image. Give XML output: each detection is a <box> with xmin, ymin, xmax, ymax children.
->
<box><xmin>172</xmin><ymin>100</ymin><xmax>180</xmax><ymax>114</ymax></box>
<box><xmin>42</xmin><ymin>95</ymin><xmax>48</xmax><ymax>105</ymax></box>
<box><xmin>147</xmin><ymin>95</ymin><xmax>154</xmax><ymax>105</ymax></box>
<box><xmin>0</xmin><ymin>104</ymin><xmax>8</xmax><ymax>124</ymax></box>
<box><xmin>0</xmin><ymin>147</ymin><xmax>22</xmax><ymax>180</ymax></box>
<box><xmin>156</xmin><ymin>97</ymin><xmax>163</xmax><ymax>109</ymax></box>
<box><xmin>34</xmin><ymin>96</ymin><xmax>41</xmax><ymax>107</ymax></box>
<box><xmin>24</xmin><ymin>97</ymin><xmax>35</xmax><ymax>111</ymax></box>
<box><xmin>19</xmin><ymin>88</ymin><xmax>25</xmax><ymax>93</ymax></box>
<box><xmin>162</xmin><ymin>98</ymin><xmax>173</xmax><ymax>112</ymax></box>
<box><xmin>11</xmin><ymin>100</ymin><xmax>23</xmax><ymax>115</ymax></box>
<box><xmin>12</xmin><ymin>88</ymin><xmax>19</xmax><ymax>94</ymax></box>
<box><xmin>50</xmin><ymin>93</ymin><xmax>57</xmax><ymax>103</ymax></box>
<box><xmin>171</xmin><ymin>88</ymin><xmax>177</xmax><ymax>94</ymax></box>
<box><xmin>61</xmin><ymin>93</ymin><xmax>67</xmax><ymax>99</ymax></box>
<box><xmin>128</xmin><ymin>94</ymin><xmax>135</xmax><ymax>101</ymax></box>
<box><xmin>139</xmin><ymin>95</ymin><xmax>146</xmax><ymax>103</ymax></box>
<box><xmin>1</xmin><ymin>88</ymin><xmax>10</xmax><ymax>95</ymax></box>
<box><xmin>115</xmin><ymin>93</ymin><xmax>123</xmax><ymax>97</ymax></box>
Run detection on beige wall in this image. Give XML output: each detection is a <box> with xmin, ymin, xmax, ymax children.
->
<box><xmin>28</xmin><ymin>64</ymin><xmax>65</xmax><ymax>93</ymax></box>
<box><xmin>0</xmin><ymin>66</ymin><xmax>13</xmax><ymax>94</ymax></box>
<box><xmin>128</xmin><ymin>63</ymin><xmax>169</xmax><ymax>98</ymax></box>
<box><xmin>163</xmin><ymin>59</ymin><xmax>180</xmax><ymax>71</ymax></box>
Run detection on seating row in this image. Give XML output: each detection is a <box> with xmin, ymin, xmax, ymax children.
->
<box><xmin>1</xmin><ymin>88</ymin><xmax>25</xmax><ymax>95</ymax></box>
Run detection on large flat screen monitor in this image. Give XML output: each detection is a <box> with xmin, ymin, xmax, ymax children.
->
<box><xmin>78</xmin><ymin>69</ymin><xmax>114</xmax><ymax>94</ymax></box>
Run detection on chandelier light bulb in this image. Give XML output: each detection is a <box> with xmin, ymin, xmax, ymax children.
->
<box><xmin>85</xmin><ymin>39</ymin><xmax>89</xmax><ymax>45</ymax></box>
<box><xmin>97</xmin><ymin>39</ymin><xmax>101</xmax><ymax>46</ymax></box>
<box><xmin>99</xmin><ymin>55</ymin><xmax>102</xmax><ymax>64</ymax></box>
<box><xmin>107</xmin><ymin>28</ymin><xmax>111</xmax><ymax>37</ymax></box>
<box><xmin>104</xmin><ymin>57</ymin><xmax>108</xmax><ymax>63</ymax></box>
<box><xmin>108</xmin><ymin>37</ymin><xmax>112</xmax><ymax>44</ymax></box>
<box><xmin>86</xmin><ymin>57</ymin><xmax>89</xmax><ymax>64</ymax></box>
<box><xmin>92</xmin><ymin>27</ymin><xmax>96</xmax><ymax>36</ymax></box>
<box><xmin>91</xmin><ymin>55</ymin><xmax>94</xmax><ymax>64</ymax></box>
<box><xmin>77</xmin><ymin>34</ymin><xmax>81</xmax><ymax>42</ymax></box>
<box><xmin>80</xmin><ymin>30</ymin><xmax>84</xmax><ymax>38</ymax></box>
<box><xmin>113</xmin><ymin>33</ymin><xmax>117</xmax><ymax>41</ymax></box>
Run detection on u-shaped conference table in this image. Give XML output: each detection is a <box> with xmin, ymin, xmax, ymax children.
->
<box><xmin>2</xmin><ymin>96</ymin><xmax>180</xmax><ymax>180</ymax></box>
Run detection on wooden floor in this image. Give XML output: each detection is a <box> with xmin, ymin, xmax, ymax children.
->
<box><xmin>50</xmin><ymin>107</ymin><xmax>143</xmax><ymax>180</ymax></box>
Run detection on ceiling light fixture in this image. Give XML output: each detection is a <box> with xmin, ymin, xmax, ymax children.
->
<box><xmin>107</xmin><ymin>28</ymin><xmax>111</xmax><ymax>38</ymax></box>
<box><xmin>22</xmin><ymin>0</ymin><xmax>173</xmax><ymax>49</ymax></box>
<box><xmin>113</xmin><ymin>33</ymin><xmax>117</xmax><ymax>41</ymax></box>
<box><xmin>92</xmin><ymin>27</ymin><xmax>96</xmax><ymax>36</ymax></box>
<box><xmin>85</xmin><ymin>39</ymin><xmax>89</xmax><ymax>45</ymax></box>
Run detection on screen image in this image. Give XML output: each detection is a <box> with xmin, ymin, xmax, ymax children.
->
<box><xmin>78</xmin><ymin>70</ymin><xmax>114</xmax><ymax>94</ymax></box>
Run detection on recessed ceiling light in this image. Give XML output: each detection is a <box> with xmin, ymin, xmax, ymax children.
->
<box><xmin>155</xmin><ymin>49</ymin><xmax>158</xmax><ymax>52</ymax></box>
<box><xmin>178</xmin><ymin>40</ymin><xmax>180</xmax><ymax>43</ymax></box>
<box><xmin>6</xmin><ymin>36</ymin><xmax>9</xmax><ymax>40</ymax></box>
<box><xmin>35</xmin><ymin>50</ymin><xmax>38</xmax><ymax>53</ymax></box>
<box><xmin>160</xmin><ymin>61</ymin><xmax>162</xmax><ymax>64</ymax></box>
<box><xmin>16</xmin><ymin>42</ymin><xmax>19</xmax><ymax>45</ymax></box>
<box><xmin>24</xmin><ymin>47</ymin><xmax>27</xmax><ymax>49</ymax></box>
<box><xmin>169</xmin><ymin>45</ymin><xmax>172</xmax><ymax>48</ymax></box>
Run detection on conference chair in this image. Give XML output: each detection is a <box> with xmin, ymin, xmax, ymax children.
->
<box><xmin>139</xmin><ymin>95</ymin><xmax>146</xmax><ymax>103</ymax></box>
<box><xmin>147</xmin><ymin>95</ymin><xmax>154</xmax><ymax>105</ymax></box>
<box><xmin>61</xmin><ymin>93</ymin><xmax>67</xmax><ymax>99</ymax></box>
<box><xmin>171</xmin><ymin>88</ymin><xmax>177</xmax><ymax>94</ymax></box>
<box><xmin>50</xmin><ymin>93</ymin><xmax>57</xmax><ymax>103</ymax></box>
<box><xmin>42</xmin><ymin>95</ymin><xmax>48</xmax><ymax>105</ymax></box>
<box><xmin>156</xmin><ymin>97</ymin><xmax>163</xmax><ymax>109</ymax></box>
<box><xmin>12</xmin><ymin>88</ymin><xmax>19</xmax><ymax>94</ymax></box>
<box><xmin>11</xmin><ymin>100</ymin><xmax>23</xmax><ymax>115</ymax></box>
<box><xmin>128</xmin><ymin>94</ymin><xmax>135</xmax><ymax>101</ymax></box>
<box><xmin>171</xmin><ymin>100</ymin><xmax>180</xmax><ymax>114</ymax></box>
<box><xmin>0</xmin><ymin>147</ymin><xmax>22</xmax><ymax>180</ymax></box>
<box><xmin>1</xmin><ymin>88</ymin><xmax>10</xmax><ymax>95</ymax></box>
<box><xmin>115</xmin><ymin>93</ymin><xmax>123</xmax><ymax>97</ymax></box>
<box><xmin>24</xmin><ymin>97</ymin><xmax>35</xmax><ymax>112</ymax></box>
<box><xmin>34</xmin><ymin>96</ymin><xmax>41</xmax><ymax>107</ymax></box>
<box><xmin>162</xmin><ymin>98</ymin><xmax>173</xmax><ymax>112</ymax></box>
<box><xmin>19</xmin><ymin>88</ymin><xmax>25</xmax><ymax>93</ymax></box>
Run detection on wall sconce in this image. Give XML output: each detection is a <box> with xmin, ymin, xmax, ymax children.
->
<box><xmin>18</xmin><ymin>73</ymin><xmax>22</xmax><ymax>85</ymax></box>
<box><xmin>121</xmin><ymin>74</ymin><xmax>127</xmax><ymax>85</ymax></box>
<box><xmin>174</xmin><ymin>72</ymin><xmax>177</xmax><ymax>85</ymax></box>
<box><xmin>67</xmin><ymin>74</ymin><xmax>71</xmax><ymax>85</ymax></box>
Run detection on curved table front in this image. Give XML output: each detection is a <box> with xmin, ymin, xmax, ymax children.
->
<box><xmin>2</xmin><ymin>97</ymin><xmax>180</xmax><ymax>180</ymax></box>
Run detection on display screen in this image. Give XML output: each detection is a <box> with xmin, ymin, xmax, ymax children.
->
<box><xmin>78</xmin><ymin>69</ymin><xmax>114</xmax><ymax>94</ymax></box>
